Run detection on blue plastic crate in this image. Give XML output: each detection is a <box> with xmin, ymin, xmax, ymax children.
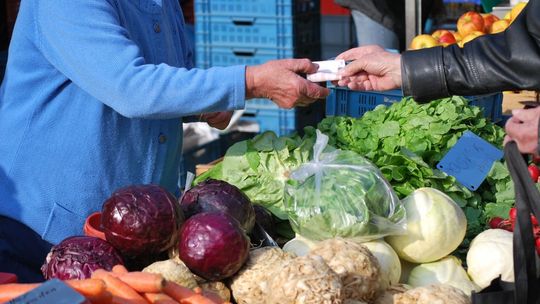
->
<box><xmin>195</xmin><ymin>0</ymin><xmax>318</xmax><ymax>18</ymax></box>
<box><xmin>196</xmin><ymin>45</ymin><xmax>319</xmax><ymax>68</ymax></box>
<box><xmin>196</xmin><ymin>13</ymin><xmax>319</xmax><ymax>50</ymax></box>
<box><xmin>240</xmin><ymin>106</ymin><xmax>296</xmax><ymax>137</ymax></box>
<box><xmin>326</xmin><ymin>86</ymin><xmax>504</xmax><ymax>122</ymax></box>
<box><xmin>196</xmin><ymin>45</ymin><xmax>294</xmax><ymax>68</ymax></box>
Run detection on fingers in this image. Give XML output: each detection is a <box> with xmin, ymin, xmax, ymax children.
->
<box><xmin>339</xmin><ymin>59</ymin><xmax>370</xmax><ymax>78</ymax></box>
<box><xmin>302</xmin><ymin>81</ymin><xmax>330</xmax><ymax>100</ymax></box>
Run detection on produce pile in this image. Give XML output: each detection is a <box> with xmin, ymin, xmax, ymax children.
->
<box><xmin>3</xmin><ymin>96</ymin><xmax>535</xmax><ymax>304</ymax></box>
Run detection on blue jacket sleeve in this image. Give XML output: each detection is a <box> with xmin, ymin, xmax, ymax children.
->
<box><xmin>34</xmin><ymin>0</ymin><xmax>245</xmax><ymax>119</ymax></box>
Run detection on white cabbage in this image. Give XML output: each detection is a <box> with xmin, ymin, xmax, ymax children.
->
<box><xmin>386</xmin><ymin>188</ymin><xmax>467</xmax><ymax>263</ymax></box>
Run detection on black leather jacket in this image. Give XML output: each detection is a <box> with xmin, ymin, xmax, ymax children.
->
<box><xmin>402</xmin><ymin>0</ymin><xmax>540</xmax><ymax>103</ymax></box>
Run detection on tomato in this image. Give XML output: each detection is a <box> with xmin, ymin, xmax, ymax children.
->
<box><xmin>528</xmin><ymin>164</ymin><xmax>540</xmax><ymax>183</ymax></box>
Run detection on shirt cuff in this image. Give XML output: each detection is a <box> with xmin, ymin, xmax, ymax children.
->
<box><xmin>231</xmin><ymin>65</ymin><xmax>246</xmax><ymax>110</ymax></box>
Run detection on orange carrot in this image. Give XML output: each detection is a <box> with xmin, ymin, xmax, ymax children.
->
<box><xmin>0</xmin><ymin>283</ymin><xmax>40</xmax><ymax>302</ymax></box>
<box><xmin>111</xmin><ymin>265</ymin><xmax>128</xmax><ymax>275</ymax></box>
<box><xmin>91</xmin><ymin>269</ymin><xmax>147</xmax><ymax>304</ymax></box>
<box><xmin>87</xmin><ymin>290</ymin><xmax>113</xmax><ymax>304</ymax></box>
<box><xmin>116</xmin><ymin>272</ymin><xmax>165</xmax><ymax>293</ymax></box>
<box><xmin>65</xmin><ymin>279</ymin><xmax>107</xmax><ymax>299</ymax></box>
<box><xmin>143</xmin><ymin>292</ymin><xmax>178</xmax><ymax>304</ymax></box>
<box><xmin>163</xmin><ymin>282</ymin><xmax>216</xmax><ymax>304</ymax></box>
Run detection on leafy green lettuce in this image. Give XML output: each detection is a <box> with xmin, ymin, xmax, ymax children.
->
<box><xmin>194</xmin><ymin>131</ymin><xmax>315</xmax><ymax>219</ymax></box>
<box><xmin>317</xmin><ymin>96</ymin><xmax>511</xmax><ymax>242</ymax></box>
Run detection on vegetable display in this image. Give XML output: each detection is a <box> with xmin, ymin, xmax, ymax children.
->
<box><xmin>386</xmin><ymin>188</ymin><xmax>467</xmax><ymax>263</ymax></box>
<box><xmin>41</xmin><ymin>236</ymin><xmax>124</xmax><ymax>280</ymax></box>
<box><xmin>317</xmin><ymin>96</ymin><xmax>511</xmax><ymax>245</ymax></box>
<box><xmin>101</xmin><ymin>185</ymin><xmax>183</xmax><ymax>259</ymax></box>
<box><xmin>285</xmin><ymin>131</ymin><xmax>406</xmax><ymax>241</ymax></box>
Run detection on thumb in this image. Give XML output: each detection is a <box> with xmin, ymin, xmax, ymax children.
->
<box><xmin>285</xmin><ymin>58</ymin><xmax>318</xmax><ymax>74</ymax></box>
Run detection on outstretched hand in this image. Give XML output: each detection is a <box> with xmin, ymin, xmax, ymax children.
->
<box><xmin>335</xmin><ymin>45</ymin><xmax>402</xmax><ymax>91</ymax></box>
<box><xmin>245</xmin><ymin>59</ymin><xmax>330</xmax><ymax>109</ymax></box>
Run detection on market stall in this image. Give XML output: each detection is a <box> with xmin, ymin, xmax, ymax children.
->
<box><xmin>1</xmin><ymin>0</ymin><xmax>540</xmax><ymax>303</ymax></box>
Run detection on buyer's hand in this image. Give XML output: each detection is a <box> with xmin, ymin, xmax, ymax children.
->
<box><xmin>200</xmin><ymin>111</ymin><xmax>233</xmax><ymax>130</ymax></box>
<box><xmin>504</xmin><ymin>107</ymin><xmax>540</xmax><ymax>154</ymax></box>
<box><xmin>335</xmin><ymin>45</ymin><xmax>402</xmax><ymax>91</ymax></box>
<box><xmin>245</xmin><ymin>59</ymin><xmax>329</xmax><ymax>109</ymax></box>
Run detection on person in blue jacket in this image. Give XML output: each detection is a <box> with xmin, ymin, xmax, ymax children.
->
<box><xmin>0</xmin><ymin>0</ymin><xmax>329</xmax><ymax>282</ymax></box>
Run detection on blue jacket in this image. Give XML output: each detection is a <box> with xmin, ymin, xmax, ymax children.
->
<box><xmin>0</xmin><ymin>0</ymin><xmax>246</xmax><ymax>244</ymax></box>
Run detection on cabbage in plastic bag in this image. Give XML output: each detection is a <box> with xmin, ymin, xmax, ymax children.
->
<box><xmin>284</xmin><ymin>130</ymin><xmax>406</xmax><ymax>241</ymax></box>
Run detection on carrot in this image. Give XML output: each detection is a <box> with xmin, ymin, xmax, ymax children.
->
<box><xmin>91</xmin><ymin>269</ymin><xmax>147</xmax><ymax>304</ymax></box>
<box><xmin>111</xmin><ymin>265</ymin><xmax>128</xmax><ymax>275</ymax></box>
<box><xmin>163</xmin><ymin>281</ymin><xmax>216</xmax><ymax>304</ymax></box>
<box><xmin>143</xmin><ymin>292</ymin><xmax>178</xmax><ymax>304</ymax></box>
<box><xmin>116</xmin><ymin>272</ymin><xmax>165</xmax><ymax>293</ymax></box>
<box><xmin>0</xmin><ymin>283</ymin><xmax>39</xmax><ymax>302</ymax></box>
<box><xmin>65</xmin><ymin>279</ymin><xmax>107</xmax><ymax>299</ymax></box>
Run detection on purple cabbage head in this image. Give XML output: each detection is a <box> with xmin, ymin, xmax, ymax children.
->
<box><xmin>180</xmin><ymin>179</ymin><xmax>255</xmax><ymax>232</ymax></box>
<box><xmin>41</xmin><ymin>236</ymin><xmax>124</xmax><ymax>280</ymax></box>
<box><xmin>101</xmin><ymin>184</ymin><xmax>184</xmax><ymax>258</ymax></box>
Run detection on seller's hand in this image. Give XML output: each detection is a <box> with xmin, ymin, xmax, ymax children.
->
<box><xmin>245</xmin><ymin>59</ymin><xmax>329</xmax><ymax>109</ymax></box>
<box><xmin>335</xmin><ymin>45</ymin><xmax>402</xmax><ymax>91</ymax></box>
<box><xmin>504</xmin><ymin>107</ymin><xmax>540</xmax><ymax>154</ymax></box>
<box><xmin>200</xmin><ymin>111</ymin><xmax>233</xmax><ymax>130</ymax></box>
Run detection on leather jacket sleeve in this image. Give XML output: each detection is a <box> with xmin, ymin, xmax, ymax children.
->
<box><xmin>402</xmin><ymin>0</ymin><xmax>540</xmax><ymax>103</ymax></box>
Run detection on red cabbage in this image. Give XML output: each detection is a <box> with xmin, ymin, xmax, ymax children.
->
<box><xmin>41</xmin><ymin>236</ymin><xmax>123</xmax><ymax>280</ymax></box>
<box><xmin>101</xmin><ymin>184</ymin><xmax>183</xmax><ymax>258</ymax></box>
<box><xmin>178</xmin><ymin>212</ymin><xmax>249</xmax><ymax>281</ymax></box>
<box><xmin>180</xmin><ymin>179</ymin><xmax>255</xmax><ymax>232</ymax></box>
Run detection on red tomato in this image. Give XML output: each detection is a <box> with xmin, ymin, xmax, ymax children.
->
<box><xmin>528</xmin><ymin>164</ymin><xmax>540</xmax><ymax>183</ymax></box>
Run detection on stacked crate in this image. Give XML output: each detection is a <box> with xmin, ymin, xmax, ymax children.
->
<box><xmin>194</xmin><ymin>0</ymin><xmax>323</xmax><ymax>136</ymax></box>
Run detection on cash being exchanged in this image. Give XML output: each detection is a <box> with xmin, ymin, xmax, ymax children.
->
<box><xmin>306</xmin><ymin>59</ymin><xmax>351</xmax><ymax>82</ymax></box>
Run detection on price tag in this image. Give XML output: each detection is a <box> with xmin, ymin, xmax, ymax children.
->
<box><xmin>8</xmin><ymin>279</ymin><xmax>86</xmax><ymax>304</ymax></box>
<box><xmin>437</xmin><ymin>131</ymin><xmax>503</xmax><ymax>191</ymax></box>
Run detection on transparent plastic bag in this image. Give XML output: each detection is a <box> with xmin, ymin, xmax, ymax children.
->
<box><xmin>284</xmin><ymin>130</ymin><xmax>407</xmax><ymax>241</ymax></box>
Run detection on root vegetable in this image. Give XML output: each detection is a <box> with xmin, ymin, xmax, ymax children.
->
<box><xmin>143</xmin><ymin>259</ymin><xmax>199</xmax><ymax>289</ymax></box>
<box><xmin>394</xmin><ymin>284</ymin><xmax>470</xmax><ymax>304</ymax></box>
<box><xmin>200</xmin><ymin>281</ymin><xmax>231</xmax><ymax>302</ymax></box>
<box><xmin>230</xmin><ymin>247</ymin><xmax>295</xmax><ymax>304</ymax></box>
<box><xmin>308</xmin><ymin>238</ymin><xmax>381</xmax><ymax>302</ymax></box>
<box><xmin>268</xmin><ymin>255</ymin><xmax>343</xmax><ymax>304</ymax></box>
